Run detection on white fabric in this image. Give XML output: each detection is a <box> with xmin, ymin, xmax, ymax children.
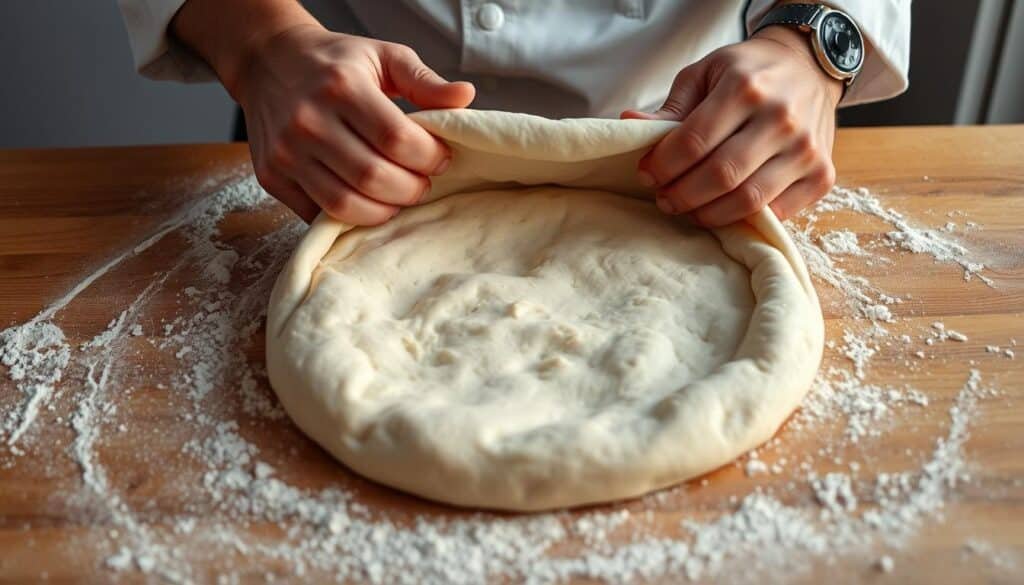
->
<box><xmin>265</xmin><ymin>110</ymin><xmax>825</xmax><ymax>511</ymax></box>
<box><xmin>118</xmin><ymin>0</ymin><xmax>911</xmax><ymax>115</ymax></box>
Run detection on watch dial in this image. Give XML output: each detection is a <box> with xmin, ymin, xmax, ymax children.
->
<box><xmin>820</xmin><ymin>13</ymin><xmax>863</xmax><ymax>73</ymax></box>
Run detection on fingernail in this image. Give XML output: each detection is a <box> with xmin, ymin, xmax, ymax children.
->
<box><xmin>655</xmin><ymin>196</ymin><xmax>676</xmax><ymax>215</ymax></box>
<box><xmin>638</xmin><ymin>171</ymin><xmax>656</xmax><ymax>188</ymax></box>
<box><xmin>432</xmin><ymin>156</ymin><xmax>451</xmax><ymax>176</ymax></box>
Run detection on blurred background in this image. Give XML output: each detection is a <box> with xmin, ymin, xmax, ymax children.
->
<box><xmin>1</xmin><ymin>1</ymin><xmax>1021</xmax><ymax>149</ymax></box>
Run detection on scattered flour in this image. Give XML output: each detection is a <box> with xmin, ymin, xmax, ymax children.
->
<box><xmin>862</xmin><ymin>304</ymin><xmax>895</xmax><ymax>323</ymax></box>
<box><xmin>985</xmin><ymin>345</ymin><xmax>1016</xmax><ymax>359</ymax></box>
<box><xmin>744</xmin><ymin>458</ymin><xmax>769</xmax><ymax>477</ymax></box>
<box><xmin>0</xmin><ymin>180</ymin><xmax>1015</xmax><ymax>583</ymax></box>
<box><xmin>797</xmin><ymin>368</ymin><xmax>929</xmax><ymax>444</ymax></box>
<box><xmin>0</xmin><ymin>321</ymin><xmax>69</xmax><ymax>447</ymax></box>
<box><xmin>962</xmin><ymin>538</ymin><xmax>1020</xmax><ymax>571</ymax></box>
<box><xmin>819</xmin><ymin>230</ymin><xmax>865</xmax><ymax>256</ymax></box>
<box><xmin>791</xmin><ymin>227</ymin><xmax>878</xmax><ymax>315</ymax></box>
<box><xmin>926</xmin><ymin>322</ymin><xmax>969</xmax><ymax>345</ymax></box>
<box><xmin>815</xmin><ymin>186</ymin><xmax>992</xmax><ymax>285</ymax></box>
<box><xmin>840</xmin><ymin>330</ymin><xmax>877</xmax><ymax>379</ymax></box>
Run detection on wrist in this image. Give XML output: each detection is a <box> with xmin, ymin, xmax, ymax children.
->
<box><xmin>752</xmin><ymin>25</ymin><xmax>845</xmax><ymax>107</ymax></box>
<box><xmin>172</xmin><ymin>0</ymin><xmax>321</xmax><ymax>101</ymax></box>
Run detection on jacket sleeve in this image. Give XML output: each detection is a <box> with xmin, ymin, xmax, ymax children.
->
<box><xmin>746</xmin><ymin>0</ymin><xmax>912</xmax><ymax>107</ymax></box>
<box><xmin>117</xmin><ymin>0</ymin><xmax>216</xmax><ymax>82</ymax></box>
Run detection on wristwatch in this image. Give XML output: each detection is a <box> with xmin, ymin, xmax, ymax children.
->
<box><xmin>754</xmin><ymin>3</ymin><xmax>865</xmax><ymax>85</ymax></box>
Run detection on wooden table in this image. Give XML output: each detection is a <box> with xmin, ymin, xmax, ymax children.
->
<box><xmin>0</xmin><ymin>127</ymin><xmax>1022</xmax><ymax>583</ymax></box>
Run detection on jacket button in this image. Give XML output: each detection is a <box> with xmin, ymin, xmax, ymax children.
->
<box><xmin>476</xmin><ymin>3</ymin><xmax>505</xmax><ymax>31</ymax></box>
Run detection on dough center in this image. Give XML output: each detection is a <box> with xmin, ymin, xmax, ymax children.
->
<box><xmin>303</xmin><ymin>189</ymin><xmax>754</xmax><ymax>437</ymax></box>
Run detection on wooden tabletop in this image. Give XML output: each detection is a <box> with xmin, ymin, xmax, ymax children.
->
<box><xmin>0</xmin><ymin>126</ymin><xmax>1022</xmax><ymax>583</ymax></box>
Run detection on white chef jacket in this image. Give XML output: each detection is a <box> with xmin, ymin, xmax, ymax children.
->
<box><xmin>119</xmin><ymin>0</ymin><xmax>910</xmax><ymax>118</ymax></box>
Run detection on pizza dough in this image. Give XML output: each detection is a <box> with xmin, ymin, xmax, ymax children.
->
<box><xmin>266</xmin><ymin>110</ymin><xmax>824</xmax><ymax>511</ymax></box>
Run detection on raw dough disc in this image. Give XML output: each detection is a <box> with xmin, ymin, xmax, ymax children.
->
<box><xmin>266</xmin><ymin>110</ymin><xmax>824</xmax><ymax>511</ymax></box>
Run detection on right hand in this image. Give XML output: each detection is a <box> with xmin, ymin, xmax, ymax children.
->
<box><xmin>234</xmin><ymin>25</ymin><xmax>476</xmax><ymax>224</ymax></box>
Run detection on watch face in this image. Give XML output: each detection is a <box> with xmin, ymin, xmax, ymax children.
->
<box><xmin>819</xmin><ymin>12</ymin><xmax>863</xmax><ymax>73</ymax></box>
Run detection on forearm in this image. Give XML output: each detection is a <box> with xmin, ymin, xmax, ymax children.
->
<box><xmin>171</xmin><ymin>0</ymin><xmax>319</xmax><ymax>98</ymax></box>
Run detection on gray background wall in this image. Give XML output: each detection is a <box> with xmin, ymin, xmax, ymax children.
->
<box><xmin>0</xmin><ymin>2</ymin><xmax>234</xmax><ymax>148</ymax></box>
<box><xmin>0</xmin><ymin>2</ymin><xmax>1020</xmax><ymax>149</ymax></box>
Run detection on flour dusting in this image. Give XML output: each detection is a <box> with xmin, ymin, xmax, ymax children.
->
<box><xmin>0</xmin><ymin>179</ymin><xmax>1016</xmax><ymax>583</ymax></box>
<box><xmin>815</xmin><ymin>186</ymin><xmax>992</xmax><ymax>284</ymax></box>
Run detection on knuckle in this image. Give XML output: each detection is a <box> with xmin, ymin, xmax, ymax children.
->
<box><xmin>708</xmin><ymin>157</ymin><xmax>741</xmax><ymax>191</ymax></box>
<box><xmin>814</xmin><ymin>162</ymin><xmax>837</xmax><ymax>191</ymax></box>
<box><xmin>288</xmin><ymin>104</ymin><xmax>321</xmax><ymax>141</ymax></box>
<box><xmin>778</xmin><ymin>115</ymin><xmax>799</xmax><ymax>137</ymax></box>
<box><xmin>409</xmin><ymin>65</ymin><xmax>435</xmax><ymax>85</ymax></box>
<box><xmin>320</xmin><ymin>192</ymin><xmax>352</xmax><ymax>220</ymax></box>
<box><xmin>677</xmin><ymin>131</ymin><xmax>709</xmax><ymax>162</ymax></box>
<box><xmin>400</xmin><ymin>179</ymin><xmax>429</xmax><ymax>205</ymax></box>
<box><xmin>253</xmin><ymin>164</ymin><xmax>277</xmax><ymax>191</ymax></box>
<box><xmin>352</xmin><ymin>162</ymin><xmax>386</xmax><ymax>194</ymax></box>
<box><xmin>794</xmin><ymin>132</ymin><xmax>817</xmax><ymax>159</ymax></box>
<box><xmin>693</xmin><ymin>208</ymin><xmax>720</xmax><ymax>228</ymax></box>
<box><xmin>268</xmin><ymin>143</ymin><xmax>295</xmax><ymax>171</ymax></box>
<box><xmin>386</xmin><ymin>42</ymin><xmax>418</xmax><ymax>62</ymax></box>
<box><xmin>365</xmin><ymin>207</ymin><xmax>397</xmax><ymax>226</ymax></box>
<box><xmin>737</xmin><ymin>182</ymin><xmax>767</xmax><ymax>214</ymax></box>
<box><xmin>670</xmin><ymin>194</ymin><xmax>697</xmax><ymax>214</ymax></box>
<box><xmin>379</xmin><ymin>124</ymin><xmax>415</xmax><ymax>157</ymax></box>
<box><xmin>765</xmin><ymin>99</ymin><xmax>788</xmax><ymax>118</ymax></box>
<box><xmin>733</xmin><ymin>72</ymin><xmax>766</xmax><ymax>105</ymax></box>
<box><xmin>671</xmin><ymin>68</ymin><xmax>690</xmax><ymax>88</ymax></box>
<box><xmin>713</xmin><ymin>50</ymin><xmax>741</xmax><ymax>71</ymax></box>
<box><xmin>321</xmin><ymin>65</ymin><xmax>358</xmax><ymax>100</ymax></box>
<box><xmin>659</xmin><ymin>97</ymin><xmax>687</xmax><ymax>118</ymax></box>
<box><xmin>768</xmin><ymin>102</ymin><xmax>799</xmax><ymax>134</ymax></box>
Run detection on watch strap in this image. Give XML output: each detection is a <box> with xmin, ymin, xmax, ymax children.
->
<box><xmin>755</xmin><ymin>3</ymin><xmax>822</xmax><ymax>31</ymax></box>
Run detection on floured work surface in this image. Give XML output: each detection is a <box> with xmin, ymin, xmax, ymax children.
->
<box><xmin>0</xmin><ymin>127</ymin><xmax>1022</xmax><ymax>584</ymax></box>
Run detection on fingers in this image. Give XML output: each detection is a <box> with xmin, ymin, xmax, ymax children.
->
<box><xmin>254</xmin><ymin>103</ymin><xmax>412</xmax><ymax>224</ymax></box>
<box><xmin>311</xmin><ymin>41</ymin><xmax>473</xmax><ymax>178</ymax></box>
<box><xmin>689</xmin><ymin>144</ymin><xmax>834</xmax><ymax>227</ymax></box>
<box><xmin>249</xmin><ymin>127</ymin><xmax>321</xmax><ymax>223</ymax></box>
<box><xmin>687</xmin><ymin>153</ymin><xmax>804</xmax><ymax>227</ymax></box>
<box><xmin>318</xmin><ymin>68</ymin><xmax>452</xmax><ymax>176</ymax></box>
<box><xmin>382</xmin><ymin>44</ymin><xmax>476</xmax><ymax>110</ymax></box>
<box><xmin>254</xmin><ymin>170</ymin><xmax>321</xmax><ymax>223</ymax></box>
<box><xmin>293</xmin><ymin>158</ymin><xmax>399</xmax><ymax>225</ymax></box>
<box><xmin>770</xmin><ymin>164</ymin><xmax>836</xmax><ymax>220</ymax></box>
<box><xmin>657</xmin><ymin>109</ymin><xmax>798</xmax><ymax>214</ymax></box>
<box><xmin>638</xmin><ymin>72</ymin><xmax>758</xmax><ymax>187</ymax></box>
<box><xmin>243</xmin><ymin>33</ymin><xmax>474</xmax><ymax>225</ymax></box>
<box><xmin>306</xmin><ymin>113</ymin><xmax>429</xmax><ymax>206</ymax></box>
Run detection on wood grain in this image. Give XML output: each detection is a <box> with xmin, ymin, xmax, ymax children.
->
<box><xmin>0</xmin><ymin>127</ymin><xmax>1021</xmax><ymax>583</ymax></box>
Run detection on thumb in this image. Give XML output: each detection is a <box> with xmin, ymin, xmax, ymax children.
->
<box><xmin>385</xmin><ymin>46</ymin><xmax>476</xmax><ymax>110</ymax></box>
<box><xmin>620</xmin><ymin>60</ymin><xmax>707</xmax><ymax>121</ymax></box>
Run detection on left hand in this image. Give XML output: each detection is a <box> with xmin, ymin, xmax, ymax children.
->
<box><xmin>622</xmin><ymin>25</ymin><xmax>844</xmax><ymax>226</ymax></box>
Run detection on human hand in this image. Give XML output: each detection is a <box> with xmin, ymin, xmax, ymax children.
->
<box><xmin>622</xmin><ymin>25</ymin><xmax>844</xmax><ymax>226</ymax></box>
<box><xmin>233</xmin><ymin>25</ymin><xmax>475</xmax><ymax>224</ymax></box>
